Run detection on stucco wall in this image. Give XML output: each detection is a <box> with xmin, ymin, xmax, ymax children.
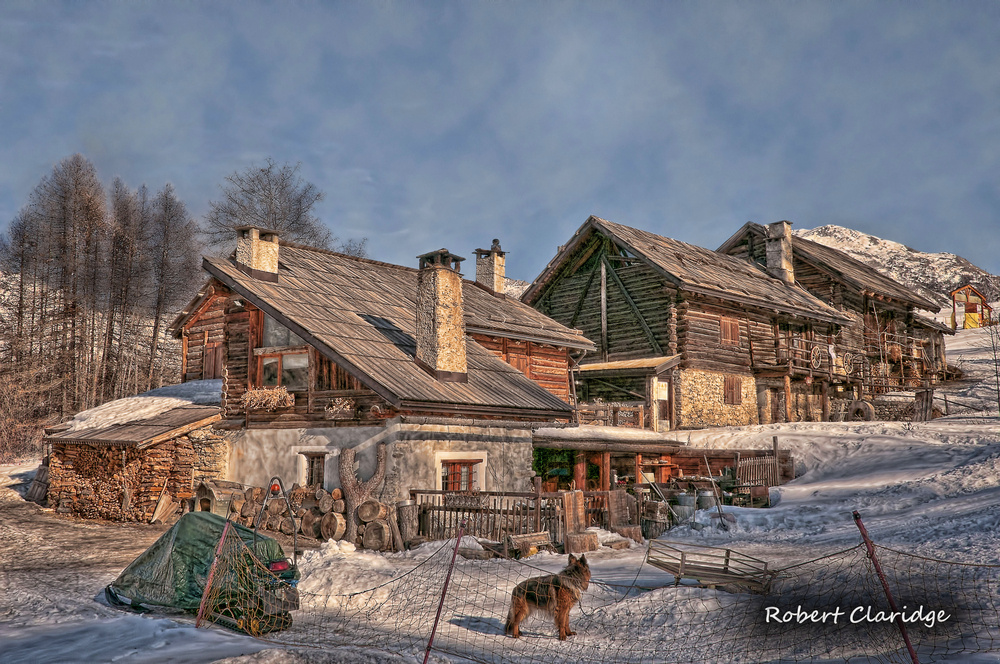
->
<box><xmin>675</xmin><ymin>368</ymin><xmax>758</xmax><ymax>429</ymax></box>
<box><xmin>225</xmin><ymin>419</ymin><xmax>535</xmax><ymax>503</ymax></box>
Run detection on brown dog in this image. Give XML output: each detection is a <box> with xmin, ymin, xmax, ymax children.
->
<box><xmin>505</xmin><ymin>554</ymin><xmax>591</xmax><ymax>640</ymax></box>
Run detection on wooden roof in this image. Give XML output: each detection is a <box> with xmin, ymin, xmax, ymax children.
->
<box><xmin>201</xmin><ymin>244</ymin><xmax>585</xmax><ymax>417</ymax></box>
<box><xmin>525</xmin><ymin>216</ymin><xmax>851</xmax><ymax>324</ymax></box>
<box><xmin>718</xmin><ymin>222</ymin><xmax>940</xmax><ymax>312</ymax></box>
<box><xmin>45</xmin><ymin>405</ymin><xmax>221</xmax><ymax>449</ymax></box>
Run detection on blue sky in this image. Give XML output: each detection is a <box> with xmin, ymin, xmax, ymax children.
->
<box><xmin>2</xmin><ymin>1</ymin><xmax>999</xmax><ymax>280</ymax></box>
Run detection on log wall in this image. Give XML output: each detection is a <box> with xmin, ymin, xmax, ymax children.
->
<box><xmin>181</xmin><ymin>286</ymin><xmax>229</xmax><ymax>382</ymax></box>
<box><xmin>471</xmin><ymin>334</ymin><xmax>572</xmax><ymax>403</ymax></box>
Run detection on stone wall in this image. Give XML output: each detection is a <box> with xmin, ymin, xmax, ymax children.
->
<box><xmin>675</xmin><ymin>368</ymin><xmax>758</xmax><ymax>429</ymax></box>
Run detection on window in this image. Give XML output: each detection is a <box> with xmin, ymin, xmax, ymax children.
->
<box><xmin>442</xmin><ymin>459</ymin><xmax>480</xmax><ymax>492</ymax></box>
<box><xmin>720</xmin><ymin>317</ymin><xmax>740</xmax><ymax>345</ymax></box>
<box><xmin>724</xmin><ymin>375</ymin><xmax>742</xmax><ymax>405</ymax></box>
<box><xmin>262</xmin><ymin>315</ymin><xmax>305</xmax><ymax>347</ymax></box>
<box><xmin>260</xmin><ymin>352</ymin><xmax>308</xmax><ymax>391</ymax></box>
<box><xmin>304</xmin><ymin>453</ymin><xmax>326</xmax><ymax>487</ymax></box>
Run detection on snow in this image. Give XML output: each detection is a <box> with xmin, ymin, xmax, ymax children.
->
<box><xmin>60</xmin><ymin>379</ymin><xmax>222</xmax><ymax>433</ymax></box>
<box><xmin>3</xmin><ymin>329</ymin><xmax>1000</xmax><ymax>662</ymax></box>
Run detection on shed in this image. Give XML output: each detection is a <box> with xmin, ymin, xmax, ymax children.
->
<box><xmin>950</xmin><ymin>284</ymin><xmax>993</xmax><ymax>330</ymax></box>
<box><xmin>45</xmin><ymin>404</ymin><xmax>225</xmax><ymax>521</ymax></box>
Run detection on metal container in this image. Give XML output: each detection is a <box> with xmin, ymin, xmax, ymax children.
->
<box><xmin>676</xmin><ymin>493</ymin><xmax>696</xmax><ymax>507</ymax></box>
<box><xmin>697</xmin><ymin>490</ymin><xmax>716</xmax><ymax>510</ymax></box>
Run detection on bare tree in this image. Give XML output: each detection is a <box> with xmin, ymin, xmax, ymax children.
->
<box><xmin>203</xmin><ymin>158</ymin><xmax>368</xmax><ymax>256</ymax></box>
<box><xmin>146</xmin><ymin>183</ymin><xmax>200</xmax><ymax>390</ymax></box>
<box><xmin>203</xmin><ymin>158</ymin><xmax>332</xmax><ymax>249</ymax></box>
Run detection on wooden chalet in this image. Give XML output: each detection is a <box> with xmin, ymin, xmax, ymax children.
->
<box><xmin>170</xmin><ymin>228</ymin><xmax>595</xmax><ymax>498</ymax></box>
<box><xmin>523</xmin><ymin>216</ymin><xmax>853</xmax><ymax>429</ymax></box>
<box><xmin>950</xmin><ymin>284</ymin><xmax>993</xmax><ymax>330</ymax></box>
<box><xmin>718</xmin><ymin>222</ymin><xmax>950</xmax><ymax>402</ymax></box>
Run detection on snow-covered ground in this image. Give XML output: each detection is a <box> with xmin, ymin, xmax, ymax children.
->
<box><xmin>2</xmin><ymin>329</ymin><xmax>999</xmax><ymax>663</ymax></box>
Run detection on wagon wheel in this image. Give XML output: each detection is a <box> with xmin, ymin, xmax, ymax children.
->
<box><xmin>810</xmin><ymin>346</ymin><xmax>824</xmax><ymax>370</ymax></box>
<box><xmin>842</xmin><ymin>352</ymin><xmax>855</xmax><ymax>374</ymax></box>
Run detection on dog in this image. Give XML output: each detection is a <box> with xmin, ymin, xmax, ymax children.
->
<box><xmin>505</xmin><ymin>553</ymin><xmax>591</xmax><ymax>640</ymax></box>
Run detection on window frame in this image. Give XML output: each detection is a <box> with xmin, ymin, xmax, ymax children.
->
<box><xmin>257</xmin><ymin>350</ymin><xmax>310</xmax><ymax>392</ymax></box>
<box><xmin>441</xmin><ymin>459</ymin><xmax>481</xmax><ymax>492</ymax></box>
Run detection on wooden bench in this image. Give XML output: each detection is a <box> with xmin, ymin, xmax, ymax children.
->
<box><xmin>646</xmin><ymin>540</ymin><xmax>775</xmax><ymax>593</ymax></box>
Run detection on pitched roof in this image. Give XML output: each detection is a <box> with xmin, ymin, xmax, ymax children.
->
<box><xmin>718</xmin><ymin>222</ymin><xmax>940</xmax><ymax>312</ymax></box>
<box><xmin>197</xmin><ymin>243</ymin><xmax>592</xmax><ymax>417</ymax></box>
<box><xmin>525</xmin><ymin>216</ymin><xmax>851</xmax><ymax>324</ymax></box>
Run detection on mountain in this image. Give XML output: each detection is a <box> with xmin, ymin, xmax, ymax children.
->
<box><xmin>795</xmin><ymin>225</ymin><xmax>999</xmax><ymax>310</ymax></box>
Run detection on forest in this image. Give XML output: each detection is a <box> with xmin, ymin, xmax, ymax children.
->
<box><xmin>0</xmin><ymin>154</ymin><xmax>362</xmax><ymax>461</ymax></box>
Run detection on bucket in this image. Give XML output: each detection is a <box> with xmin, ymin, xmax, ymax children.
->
<box><xmin>676</xmin><ymin>493</ymin><xmax>696</xmax><ymax>507</ymax></box>
<box><xmin>697</xmin><ymin>490</ymin><xmax>716</xmax><ymax>510</ymax></box>
<box><xmin>672</xmin><ymin>505</ymin><xmax>695</xmax><ymax>522</ymax></box>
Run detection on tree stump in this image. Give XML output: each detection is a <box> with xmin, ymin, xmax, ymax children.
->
<box><xmin>397</xmin><ymin>500</ymin><xmax>419</xmax><ymax>544</ymax></box>
<box><xmin>320</xmin><ymin>512</ymin><xmax>347</xmax><ymax>541</ymax></box>
<box><xmin>339</xmin><ymin>443</ymin><xmax>387</xmax><ymax>545</ymax></box>
<box><xmin>357</xmin><ymin>499</ymin><xmax>388</xmax><ymax>523</ymax></box>
<box><xmin>318</xmin><ymin>493</ymin><xmax>334</xmax><ymax>514</ymax></box>
<box><xmin>362</xmin><ymin>519</ymin><xmax>392</xmax><ymax>551</ymax></box>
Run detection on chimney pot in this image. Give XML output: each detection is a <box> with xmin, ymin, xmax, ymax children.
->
<box><xmin>473</xmin><ymin>239</ymin><xmax>507</xmax><ymax>294</ymax></box>
<box><xmin>234</xmin><ymin>226</ymin><xmax>280</xmax><ymax>282</ymax></box>
<box><xmin>415</xmin><ymin>249</ymin><xmax>468</xmax><ymax>382</ymax></box>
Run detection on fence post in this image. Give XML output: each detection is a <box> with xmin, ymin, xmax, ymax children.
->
<box><xmin>853</xmin><ymin>511</ymin><xmax>919</xmax><ymax>664</ymax></box>
<box><xmin>533</xmin><ymin>476</ymin><xmax>542</xmax><ymax>532</ymax></box>
<box><xmin>423</xmin><ymin>520</ymin><xmax>466</xmax><ymax>664</ymax></box>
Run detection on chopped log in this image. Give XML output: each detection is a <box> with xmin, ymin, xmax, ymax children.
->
<box><xmin>339</xmin><ymin>443</ymin><xmax>387</xmax><ymax>544</ymax></box>
<box><xmin>387</xmin><ymin>504</ymin><xmax>404</xmax><ymax>552</ymax></box>
<box><xmin>267</xmin><ymin>500</ymin><xmax>286</xmax><ymax>516</ymax></box>
<box><xmin>314</xmin><ymin>488</ymin><xmax>327</xmax><ymax>501</ymax></box>
<box><xmin>318</xmin><ymin>493</ymin><xmax>334</xmax><ymax>514</ymax></box>
<box><xmin>320</xmin><ymin>512</ymin><xmax>347</xmax><ymax>541</ymax></box>
<box><xmin>280</xmin><ymin>517</ymin><xmax>297</xmax><ymax>536</ymax></box>
<box><xmin>230</xmin><ymin>498</ymin><xmax>245</xmax><ymax>515</ymax></box>
<box><xmin>295</xmin><ymin>507</ymin><xmax>306</xmax><ymax>518</ymax></box>
<box><xmin>244</xmin><ymin>487</ymin><xmax>256</xmax><ymax>502</ymax></box>
<box><xmin>332</xmin><ymin>499</ymin><xmax>345</xmax><ymax>514</ymax></box>
<box><xmin>300</xmin><ymin>510</ymin><xmax>319</xmax><ymax>539</ymax></box>
<box><xmin>357</xmin><ymin>499</ymin><xmax>388</xmax><ymax>523</ymax></box>
<box><xmin>397</xmin><ymin>500</ymin><xmax>418</xmax><ymax>544</ymax></box>
<box><xmin>565</xmin><ymin>531</ymin><xmax>600</xmax><ymax>554</ymax></box>
<box><xmin>330</xmin><ymin>487</ymin><xmax>343</xmax><ymax>501</ymax></box>
<box><xmin>362</xmin><ymin>519</ymin><xmax>392</xmax><ymax>551</ymax></box>
<box><xmin>251</xmin><ymin>487</ymin><xmax>265</xmax><ymax>502</ymax></box>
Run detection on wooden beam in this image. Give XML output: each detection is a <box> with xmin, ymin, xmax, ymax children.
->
<box><xmin>784</xmin><ymin>374</ymin><xmax>792</xmax><ymax>423</ymax></box>
<box><xmin>601</xmin><ymin>254</ymin><xmax>664</xmax><ymax>356</ymax></box>
<box><xmin>570</xmin><ymin>262</ymin><xmax>601</xmax><ymax>329</ymax></box>
<box><xmin>600</xmin><ymin>259</ymin><xmax>608</xmax><ymax>361</ymax></box>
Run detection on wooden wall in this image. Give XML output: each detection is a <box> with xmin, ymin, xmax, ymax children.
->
<box><xmin>472</xmin><ymin>334</ymin><xmax>572</xmax><ymax>403</ymax></box>
<box><xmin>181</xmin><ymin>283</ymin><xmax>229</xmax><ymax>382</ymax></box>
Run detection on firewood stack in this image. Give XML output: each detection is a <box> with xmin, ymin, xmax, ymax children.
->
<box><xmin>231</xmin><ymin>481</ymin><xmax>399</xmax><ymax>551</ymax></box>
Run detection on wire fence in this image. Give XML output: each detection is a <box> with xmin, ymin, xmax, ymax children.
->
<box><xmin>197</xmin><ymin>523</ymin><xmax>1000</xmax><ymax>663</ymax></box>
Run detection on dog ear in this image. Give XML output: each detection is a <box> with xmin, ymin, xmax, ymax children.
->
<box><xmin>579</xmin><ymin>554</ymin><xmax>588</xmax><ymax>566</ymax></box>
<box><xmin>568</xmin><ymin>553</ymin><xmax>577</xmax><ymax>564</ymax></box>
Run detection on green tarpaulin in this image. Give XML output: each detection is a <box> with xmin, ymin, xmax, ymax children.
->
<box><xmin>107</xmin><ymin>511</ymin><xmax>291</xmax><ymax>612</ymax></box>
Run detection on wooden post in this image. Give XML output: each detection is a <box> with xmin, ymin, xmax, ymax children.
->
<box><xmin>533</xmin><ymin>476</ymin><xmax>542</xmax><ymax>532</ymax></box>
<box><xmin>821</xmin><ymin>380</ymin><xmax>830</xmax><ymax>422</ymax></box>
<box><xmin>601</xmin><ymin>451</ymin><xmax>611</xmax><ymax>492</ymax></box>
<box><xmin>635</xmin><ymin>453</ymin><xmax>643</xmax><ymax>486</ymax></box>
<box><xmin>574</xmin><ymin>452</ymin><xmax>587</xmax><ymax>492</ymax></box>
<box><xmin>783</xmin><ymin>374</ymin><xmax>792</xmax><ymax>423</ymax></box>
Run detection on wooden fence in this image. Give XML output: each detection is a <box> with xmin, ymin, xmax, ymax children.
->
<box><xmin>409</xmin><ymin>482</ymin><xmax>621</xmax><ymax>547</ymax></box>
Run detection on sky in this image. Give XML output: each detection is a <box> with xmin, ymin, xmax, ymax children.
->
<box><xmin>2</xmin><ymin>1</ymin><xmax>999</xmax><ymax>281</ymax></box>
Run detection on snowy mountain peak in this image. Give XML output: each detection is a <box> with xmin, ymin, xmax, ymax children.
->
<box><xmin>794</xmin><ymin>225</ymin><xmax>999</xmax><ymax>308</ymax></box>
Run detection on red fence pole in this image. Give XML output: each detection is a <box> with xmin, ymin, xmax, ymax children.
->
<box><xmin>196</xmin><ymin>520</ymin><xmax>231</xmax><ymax>628</ymax></box>
<box><xmin>853</xmin><ymin>511</ymin><xmax>919</xmax><ymax>664</ymax></box>
<box><xmin>423</xmin><ymin>520</ymin><xmax>466</xmax><ymax>664</ymax></box>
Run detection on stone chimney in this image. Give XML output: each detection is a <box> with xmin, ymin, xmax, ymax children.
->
<box><xmin>415</xmin><ymin>249</ymin><xmax>468</xmax><ymax>382</ymax></box>
<box><xmin>473</xmin><ymin>239</ymin><xmax>506</xmax><ymax>294</ymax></box>
<box><xmin>234</xmin><ymin>226</ymin><xmax>280</xmax><ymax>282</ymax></box>
<box><xmin>764</xmin><ymin>220</ymin><xmax>795</xmax><ymax>284</ymax></box>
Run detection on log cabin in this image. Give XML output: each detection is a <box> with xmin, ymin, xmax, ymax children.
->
<box><xmin>718</xmin><ymin>221</ymin><xmax>951</xmax><ymax>409</ymax></box>
<box><xmin>169</xmin><ymin>228</ymin><xmax>595</xmax><ymax>500</ymax></box>
<box><xmin>522</xmin><ymin>215</ymin><xmax>934</xmax><ymax>429</ymax></box>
